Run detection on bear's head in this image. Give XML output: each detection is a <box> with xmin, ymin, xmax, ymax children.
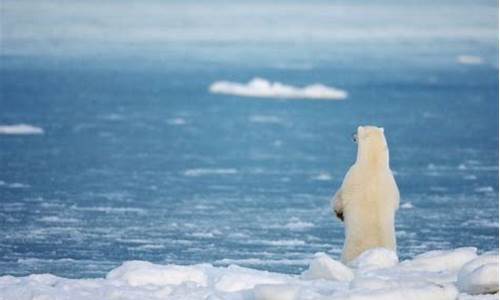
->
<box><xmin>354</xmin><ymin>126</ymin><xmax>389</xmax><ymax>167</ymax></box>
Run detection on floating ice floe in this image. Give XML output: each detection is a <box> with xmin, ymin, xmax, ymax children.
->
<box><xmin>249</xmin><ymin>115</ymin><xmax>283</xmax><ymax>124</ymax></box>
<box><xmin>284</xmin><ymin>220</ymin><xmax>315</xmax><ymax>231</ymax></box>
<box><xmin>0</xmin><ymin>181</ymin><xmax>30</xmax><ymax>189</ymax></box>
<box><xmin>457</xmin><ymin>55</ymin><xmax>483</xmax><ymax>65</ymax></box>
<box><xmin>401</xmin><ymin>202</ymin><xmax>414</xmax><ymax>209</ymax></box>
<box><xmin>1</xmin><ymin>247</ymin><xmax>497</xmax><ymax>300</ymax></box>
<box><xmin>183</xmin><ymin>168</ymin><xmax>238</xmax><ymax>177</ymax></box>
<box><xmin>474</xmin><ymin>186</ymin><xmax>495</xmax><ymax>194</ymax></box>
<box><xmin>311</xmin><ymin>171</ymin><xmax>333</xmax><ymax>181</ymax></box>
<box><xmin>167</xmin><ymin>117</ymin><xmax>187</xmax><ymax>125</ymax></box>
<box><xmin>209</xmin><ymin>78</ymin><xmax>348</xmax><ymax>100</ymax></box>
<box><xmin>0</xmin><ymin>124</ymin><xmax>44</xmax><ymax>135</ymax></box>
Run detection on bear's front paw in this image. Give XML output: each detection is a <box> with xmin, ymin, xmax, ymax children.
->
<box><xmin>335</xmin><ymin>210</ymin><xmax>344</xmax><ymax>222</ymax></box>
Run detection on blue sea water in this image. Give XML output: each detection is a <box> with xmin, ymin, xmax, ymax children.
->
<box><xmin>0</xmin><ymin>0</ymin><xmax>498</xmax><ymax>278</ymax></box>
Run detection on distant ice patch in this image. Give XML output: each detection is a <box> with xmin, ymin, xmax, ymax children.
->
<box><xmin>39</xmin><ymin>216</ymin><xmax>79</xmax><ymax>223</ymax></box>
<box><xmin>0</xmin><ymin>124</ymin><xmax>44</xmax><ymax>135</ymax></box>
<box><xmin>167</xmin><ymin>117</ymin><xmax>187</xmax><ymax>125</ymax></box>
<box><xmin>311</xmin><ymin>171</ymin><xmax>333</xmax><ymax>181</ymax></box>
<box><xmin>457</xmin><ymin>55</ymin><xmax>483</xmax><ymax>65</ymax></box>
<box><xmin>0</xmin><ymin>181</ymin><xmax>30</xmax><ymax>189</ymax></box>
<box><xmin>271</xmin><ymin>62</ymin><xmax>313</xmax><ymax>70</ymax></box>
<box><xmin>183</xmin><ymin>168</ymin><xmax>238</xmax><ymax>177</ymax></box>
<box><xmin>474</xmin><ymin>186</ymin><xmax>495</xmax><ymax>194</ymax></box>
<box><xmin>209</xmin><ymin>77</ymin><xmax>347</xmax><ymax>100</ymax></box>
<box><xmin>283</xmin><ymin>217</ymin><xmax>315</xmax><ymax>231</ymax></box>
<box><xmin>99</xmin><ymin>113</ymin><xmax>124</xmax><ymax>121</ymax></box>
<box><xmin>462</xmin><ymin>218</ymin><xmax>499</xmax><ymax>229</ymax></box>
<box><xmin>401</xmin><ymin>202</ymin><xmax>414</xmax><ymax>209</ymax></box>
<box><xmin>70</xmin><ymin>205</ymin><xmax>146</xmax><ymax>214</ymax></box>
<box><xmin>258</xmin><ymin>239</ymin><xmax>306</xmax><ymax>247</ymax></box>
<box><xmin>464</xmin><ymin>175</ymin><xmax>477</xmax><ymax>181</ymax></box>
<box><xmin>249</xmin><ymin>115</ymin><xmax>283</xmax><ymax>124</ymax></box>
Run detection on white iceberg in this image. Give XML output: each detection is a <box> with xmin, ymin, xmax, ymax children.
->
<box><xmin>0</xmin><ymin>248</ymin><xmax>497</xmax><ymax>300</ymax></box>
<box><xmin>209</xmin><ymin>78</ymin><xmax>348</xmax><ymax>100</ymax></box>
<box><xmin>0</xmin><ymin>124</ymin><xmax>44</xmax><ymax>135</ymax></box>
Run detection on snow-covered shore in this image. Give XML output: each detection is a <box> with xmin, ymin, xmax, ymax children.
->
<box><xmin>0</xmin><ymin>247</ymin><xmax>497</xmax><ymax>300</ymax></box>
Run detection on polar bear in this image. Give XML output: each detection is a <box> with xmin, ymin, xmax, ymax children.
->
<box><xmin>331</xmin><ymin>126</ymin><xmax>399</xmax><ymax>263</ymax></box>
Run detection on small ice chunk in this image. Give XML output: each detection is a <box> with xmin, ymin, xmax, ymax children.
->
<box><xmin>457</xmin><ymin>264</ymin><xmax>498</xmax><ymax>295</ymax></box>
<box><xmin>401</xmin><ymin>247</ymin><xmax>477</xmax><ymax>273</ymax></box>
<box><xmin>458</xmin><ymin>294</ymin><xmax>499</xmax><ymax>300</ymax></box>
<box><xmin>401</xmin><ymin>202</ymin><xmax>414</xmax><ymax>209</ymax></box>
<box><xmin>254</xmin><ymin>284</ymin><xmax>300</xmax><ymax>300</ymax></box>
<box><xmin>339</xmin><ymin>282</ymin><xmax>458</xmax><ymax>300</ymax></box>
<box><xmin>106</xmin><ymin>261</ymin><xmax>208</xmax><ymax>287</ymax></box>
<box><xmin>349</xmin><ymin>248</ymin><xmax>399</xmax><ymax>271</ymax></box>
<box><xmin>312</xmin><ymin>172</ymin><xmax>333</xmax><ymax>181</ymax></box>
<box><xmin>301</xmin><ymin>252</ymin><xmax>354</xmax><ymax>281</ymax></box>
<box><xmin>349</xmin><ymin>276</ymin><xmax>393</xmax><ymax>290</ymax></box>
<box><xmin>457</xmin><ymin>253</ymin><xmax>499</xmax><ymax>295</ymax></box>
<box><xmin>214</xmin><ymin>265</ymin><xmax>287</xmax><ymax>292</ymax></box>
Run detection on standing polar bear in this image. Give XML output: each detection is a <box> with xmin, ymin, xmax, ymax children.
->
<box><xmin>331</xmin><ymin>126</ymin><xmax>399</xmax><ymax>263</ymax></box>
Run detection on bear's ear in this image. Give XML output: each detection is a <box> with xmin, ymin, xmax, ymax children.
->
<box><xmin>379</xmin><ymin>127</ymin><xmax>384</xmax><ymax>133</ymax></box>
<box><xmin>357</xmin><ymin>126</ymin><xmax>364</xmax><ymax>135</ymax></box>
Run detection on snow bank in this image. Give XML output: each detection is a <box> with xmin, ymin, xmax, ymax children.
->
<box><xmin>209</xmin><ymin>78</ymin><xmax>348</xmax><ymax>100</ymax></box>
<box><xmin>1</xmin><ymin>248</ymin><xmax>497</xmax><ymax>300</ymax></box>
<box><xmin>0</xmin><ymin>124</ymin><xmax>44</xmax><ymax>135</ymax></box>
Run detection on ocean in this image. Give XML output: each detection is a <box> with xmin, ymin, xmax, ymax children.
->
<box><xmin>0</xmin><ymin>0</ymin><xmax>498</xmax><ymax>278</ymax></box>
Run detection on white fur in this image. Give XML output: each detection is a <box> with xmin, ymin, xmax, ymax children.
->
<box><xmin>331</xmin><ymin>126</ymin><xmax>399</xmax><ymax>263</ymax></box>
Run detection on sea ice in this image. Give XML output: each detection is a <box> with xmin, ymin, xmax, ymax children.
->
<box><xmin>399</xmin><ymin>247</ymin><xmax>478</xmax><ymax>272</ymax></box>
<box><xmin>183</xmin><ymin>168</ymin><xmax>238</xmax><ymax>177</ymax></box>
<box><xmin>349</xmin><ymin>247</ymin><xmax>399</xmax><ymax>271</ymax></box>
<box><xmin>106</xmin><ymin>261</ymin><xmax>208</xmax><ymax>287</ymax></box>
<box><xmin>209</xmin><ymin>78</ymin><xmax>348</xmax><ymax>100</ymax></box>
<box><xmin>0</xmin><ymin>248</ymin><xmax>497</xmax><ymax>300</ymax></box>
<box><xmin>401</xmin><ymin>202</ymin><xmax>414</xmax><ymax>209</ymax></box>
<box><xmin>301</xmin><ymin>252</ymin><xmax>354</xmax><ymax>281</ymax></box>
<box><xmin>167</xmin><ymin>117</ymin><xmax>187</xmax><ymax>125</ymax></box>
<box><xmin>0</xmin><ymin>124</ymin><xmax>44</xmax><ymax>135</ymax></box>
<box><xmin>457</xmin><ymin>252</ymin><xmax>499</xmax><ymax>295</ymax></box>
<box><xmin>457</xmin><ymin>55</ymin><xmax>484</xmax><ymax>65</ymax></box>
